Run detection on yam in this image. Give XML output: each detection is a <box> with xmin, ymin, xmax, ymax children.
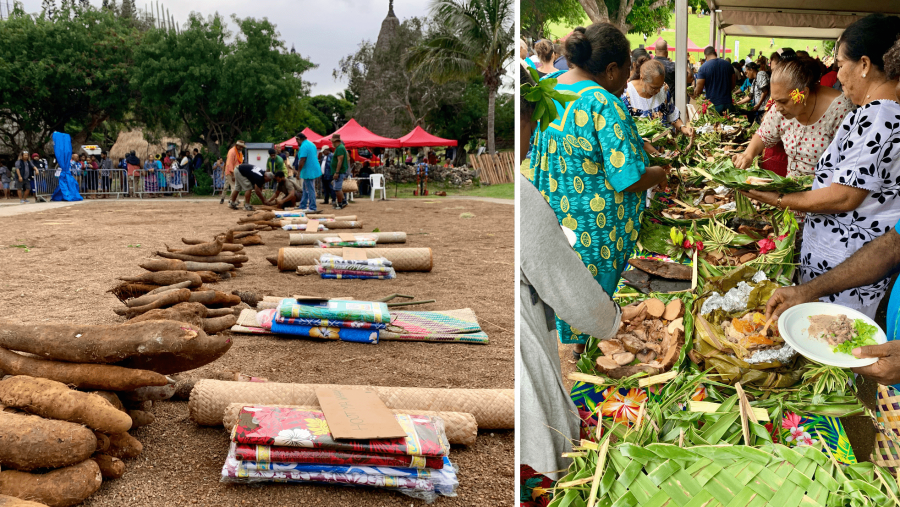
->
<box><xmin>612</xmin><ymin>352</ymin><xmax>635</xmax><ymax>365</ymax></box>
<box><xmin>233</xmin><ymin>234</ymin><xmax>263</xmax><ymax>246</ymax></box>
<box><xmin>594</xmin><ymin>358</ymin><xmax>660</xmax><ymax>379</ymax></box>
<box><xmin>107</xmin><ymin>282</ymin><xmax>158</xmax><ymax>302</ymax></box>
<box><xmin>662</xmin><ymin>299</ymin><xmax>684</xmax><ymax>321</ymax></box>
<box><xmin>597</xmin><ymin>339</ymin><xmax>625</xmax><ymax>357</ymax></box>
<box><xmin>119</xmin><ymin>384</ymin><xmax>175</xmax><ymax>403</ymax></box>
<box><xmin>126</xmin><ymin>302</ymin><xmax>208</xmax><ymax>328</ymax></box>
<box><xmin>127</xmin><ymin>410</ymin><xmax>154</xmax><ymax>429</ymax></box>
<box><xmin>621</xmin><ymin>302</ymin><xmax>646</xmax><ymax>322</ymax></box>
<box><xmin>93</xmin><ymin>432</ymin><xmax>110</xmax><ymax>453</ymax></box>
<box><xmin>118</xmin><ymin>271</ymin><xmax>202</xmax><ymax>288</ymax></box>
<box><xmin>123</xmin><ymin>400</ymin><xmax>151</xmax><ymax>411</ymax></box>
<box><xmin>0</xmin><ymin>412</ymin><xmax>97</xmax><ymax>471</ymax></box>
<box><xmin>0</xmin><ymin>494</ymin><xmax>50</xmax><ymax>507</ymax></box>
<box><xmin>220</xmin><ymin>243</ymin><xmax>244</xmax><ymax>252</ymax></box>
<box><xmin>636</xmin><ymin>351</ymin><xmax>657</xmax><ymax>363</ymax></box>
<box><xmin>107</xmin><ymin>432</ymin><xmax>142</xmax><ymax>459</ymax></box>
<box><xmin>659</xmin><ymin>327</ymin><xmax>685</xmax><ymax>370</ymax></box>
<box><xmin>138</xmin><ymin>259</ymin><xmax>186</xmax><ymax>272</ymax></box>
<box><xmin>644</xmin><ymin>298</ymin><xmax>666</xmax><ymax>319</ymax></box>
<box><xmin>628</xmin><ymin>258</ymin><xmax>692</xmax><ymax>280</ymax></box>
<box><xmin>0</xmin><ymin>376</ymin><xmax>132</xmax><ymax>434</ymax></box>
<box><xmin>233</xmin><ymin>231</ymin><xmax>257</xmax><ymax>239</ymax></box>
<box><xmin>203</xmin><ymin>315</ymin><xmax>236</xmax><ymax>334</ymax></box>
<box><xmin>146</xmin><ymin>281</ymin><xmax>192</xmax><ymax>295</ymax></box>
<box><xmin>0</xmin><ymin>460</ymin><xmax>102</xmax><ymax>507</ymax></box>
<box><xmin>173</xmin><ymin>379</ymin><xmax>196</xmax><ymax>400</ymax></box>
<box><xmin>739</xmin><ymin>253</ymin><xmax>758</xmax><ymax>264</ymax></box>
<box><xmin>166</xmin><ymin>238</ymin><xmax>224</xmax><ymax>257</ymax></box>
<box><xmin>228</xmin><ymin>224</ymin><xmax>257</xmax><ymax>232</ymax></box>
<box><xmin>92</xmin><ymin>392</ymin><xmax>125</xmax><ymax>412</ymax></box>
<box><xmin>189</xmin><ymin>291</ymin><xmax>240</xmax><ymax>306</ymax></box>
<box><xmin>156</xmin><ymin>251</ymin><xmax>248</xmax><ymax>265</ymax></box>
<box><xmin>115</xmin><ymin>289</ymin><xmax>192</xmax><ymax>319</ymax></box>
<box><xmin>91</xmin><ymin>454</ymin><xmax>125</xmax><ymax>480</ymax></box>
<box><xmin>0</xmin><ymin>320</ymin><xmax>232</xmax><ymax>375</ymax></box>
<box><xmin>194</xmin><ymin>271</ymin><xmax>220</xmax><ymax>283</ymax></box>
<box><xmin>183</xmin><ymin>261</ymin><xmax>235</xmax><ymax>273</ymax></box>
<box><xmin>0</xmin><ymin>348</ymin><xmax>168</xmax><ymax>392</ymax></box>
<box><xmin>205</xmin><ymin>308</ymin><xmax>235</xmax><ymax>318</ymax></box>
<box><xmin>124</xmin><ymin>289</ymin><xmax>181</xmax><ymax>308</ymax></box>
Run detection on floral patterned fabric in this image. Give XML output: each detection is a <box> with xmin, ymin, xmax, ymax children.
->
<box><xmin>281</xmin><ymin>223</ymin><xmax>328</xmax><ymax>231</ymax></box>
<box><xmin>620</xmin><ymin>81</ymin><xmax>680</xmax><ymax>127</ymax></box>
<box><xmin>277</xmin><ymin>299</ymin><xmax>390</xmax><ymax>324</ymax></box>
<box><xmin>523</xmin><ymin>71</ymin><xmax>649</xmax><ymax>345</ymax></box>
<box><xmin>779</xmin><ymin>412</ymin><xmax>856</xmax><ymax>465</ymax></box>
<box><xmin>274</xmin><ymin>316</ymin><xmax>388</xmax><ymax>330</ymax></box>
<box><xmin>570</xmin><ymin>383</ymin><xmax>706</xmax><ymax>430</ymax></box>
<box><xmin>800</xmin><ymin>100</ymin><xmax>900</xmax><ymax>311</ymax></box>
<box><xmin>231</xmin><ymin>406</ymin><xmax>450</xmax><ymax>457</ymax></box>
<box><xmin>234</xmin><ymin>443</ymin><xmax>445</xmax><ymax>469</ymax></box>
<box><xmin>520</xmin><ymin>464</ymin><xmax>555</xmax><ymax>507</ymax></box>
<box><xmin>269</xmin><ymin>320</ymin><xmax>379</xmax><ymax>343</ymax></box>
<box><xmin>319</xmin><ymin>273</ymin><xmax>394</xmax><ymax>280</ymax></box>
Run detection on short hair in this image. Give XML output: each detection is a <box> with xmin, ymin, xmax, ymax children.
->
<box><xmin>534</xmin><ymin>40</ymin><xmax>554</xmax><ymax>63</ymax></box>
<box><xmin>838</xmin><ymin>13</ymin><xmax>900</xmax><ymax>72</ymax></box>
<box><xmin>296</xmin><ymin>132</ymin><xmax>307</xmax><ymax>140</ymax></box>
<box><xmin>565</xmin><ymin>23</ymin><xmax>630</xmax><ymax>76</ymax></box>
<box><xmin>796</xmin><ymin>50</ymin><xmax>810</xmax><ymax>58</ymax></box>
<box><xmin>193</xmin><ymin>148</ymin><xmax>199</xmax><ymax>152</ymax></box>
<box><xmin>268</xmin><ymin>148</ymin><xmax>276</xmax><ymax>155</ymax></box>
<box><xmin>264</xmin><ymin>172</ymin><xmax>275</xmax><ymax>181</ymax></box>
<box><xmin>101</xmin><ymin>151</ymin><xmax>107</xmax><ymax>155</ymax></box>
<box><xmin>704</xmin><ymin>46</ymin><xmax>717</xmax><ymax>57</ymax></box>
<box><xmin>639</xmin><ymin>58</ymin><xmax>665</xmax><ymax>84</ymax></box>
<box><xmin>745</xmin><ymin>62</ymin><xmax>760</xmax><ymax>71</ymax></box>
<box><xmin>885</xmin><ymin>36</ymin><xmax>900</xmax><ymax>79</ymax></box>
<box><xmin>274</xmin><ymin>171</ymin><xmax>285</xmax><ymax>179</ymax></box>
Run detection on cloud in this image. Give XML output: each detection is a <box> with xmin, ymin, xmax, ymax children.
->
<box><xmin>19</xmin><ymin>0</ymin><xmax>430</xmax><ymax>96</ymax></box>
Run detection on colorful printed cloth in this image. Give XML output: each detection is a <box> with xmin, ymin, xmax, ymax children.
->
<box><xmin>282</xmin><ymin>224</ymin><xmax>328</xmax><ymax>231</ymax></box>
<box><xmin>379</xmin><ymin>330</ymin><xmax>489</xmax><ymax>344</ymax></box>
<box><xmin>277</xmin><ymin>299</ymin><xmax>390</xmax><ymax>324</ymax></box>
<box><xmin>318</xmin><ymin>254</ymin><xmax>393</xmax><ymax>268</ymax></box>
<box><xmin>570</xmin><ymin>383</ymin><xmax>707</xmax><ymax>429</ymax></box>
<box><xmin>274</xmin><ymin>211</ymin><xmax>306</xmax><ymax>217</ymax></box>
<box><xmin>316</xmin><ymin>235</ymin><xmax>378</xmax><ymax>248</ymax></box>
<box><xmin>520</xmin><ymin>464</ymin><xmax>555</xmax><ymax>507</ymax></box>
<box><xmin>270</xmin><ymin>320</ymin><xmax>379</xmax><ymax>343</ymax></box>
<box><xmin>778</xmin><ymin>411</ymin><xmax>856</xmax><ymax>465</ymax></box>
<box><xmin>387</xmin><ymin>309</ymin><xmax>482</xmax><ymax>335</ymax></box>
<box><xmin>233</xmin><ymin>443</ymin><xmax>445</xmax><ymax>470</ymax></box>
<box><xmin>320</xmin><ymin>273</ymin><xmax>395</xmax><ymax>280</ymax></box>
<box><xmin>231</xmin><ymin>407</ymin><xmax>450</xmax><ymax>457</ymax></box>
<box><xmin>274</xmin><ymin>316</ymin><xmax>388</xmax><ymax>330</ymax></box>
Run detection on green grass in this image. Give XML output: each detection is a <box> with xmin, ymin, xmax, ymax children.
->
<box><xmin>384</xmin><ymin>182</ymin><xmax>514</xmax><ymax>200</ymax></box>
<box><xmin>546</xmin><ymin>14</ymin><xmax>830</xmax><ymax>66</ymax></box>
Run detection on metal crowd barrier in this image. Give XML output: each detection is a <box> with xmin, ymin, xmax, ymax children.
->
<box><xmin>72</xmin><ymin>169</ymin><xmax>130</xmax><ymax>198</ymax></box>
<box><xmin>133</xmin><ymin>169</ymin><xmax>190</xmax><ymax>198</ymax></box>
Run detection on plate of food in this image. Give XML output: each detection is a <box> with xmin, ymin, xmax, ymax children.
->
<box><xmin>778</xmin><ymin>302</ymin><xmax>886</xmax><ymax>367</ymax></box>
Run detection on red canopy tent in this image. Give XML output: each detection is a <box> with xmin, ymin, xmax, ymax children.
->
<box><xmin>325</xmin><ymin>119</ymin><xmax>401</xmax><ymax>149</ymax></box>
<box><xmin>398</xmin><ymin>126</ymin><xmax>458</xmax><ymax>147</ymax></box>
<box><xmin>277</xmin><ymin>128</ymin><xmax>332</xmax><ymax>150</ymax></box>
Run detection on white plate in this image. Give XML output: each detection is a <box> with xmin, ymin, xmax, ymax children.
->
<box><xmin>777</xmin><ymin>302</ymin><xmax>886</xmax><ymax>368</ymax></box>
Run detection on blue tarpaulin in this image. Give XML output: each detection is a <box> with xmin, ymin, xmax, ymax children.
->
<box><xmin>51</xmin><ymin>132</ymin><xmax>82</xmax><ymax>202</ymax></box>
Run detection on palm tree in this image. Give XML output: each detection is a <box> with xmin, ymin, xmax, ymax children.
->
<box><xmin>406</xmin><ymin>0</ymin><xmax>513</xmax><ymax>154</ymax></box>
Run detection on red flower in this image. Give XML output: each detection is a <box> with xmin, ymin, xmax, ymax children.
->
<box><xmin>757</xmin><ymin>238</ymin><xmax>776</xmax><ymax>255</ymax></box>
<box><xmin>683</xmin><ymin>239</ymin><xmax>693</xmax><ymax>249</ymax></box>
<box><xmin>777</xmin><ymin>234</ymin><xmax>787</xmax><ymax>241</ymax></box>
<box><xmin>701</xmin><ymin>103</ymin><xmax>708</xmax><ymax>114</ymax></box>
<box><xmin>694</xmin><ymin>241</ymin><xmax>704</xmax><ymax>251</ymax></box>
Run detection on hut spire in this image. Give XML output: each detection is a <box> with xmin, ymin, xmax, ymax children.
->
<box><xmin>387</xmin><ymin>0</ymin><xmax>395</xmax><ymax>18</ymax></box>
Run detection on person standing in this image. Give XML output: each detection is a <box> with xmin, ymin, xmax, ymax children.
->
<box><xmin>692</xmin><ymin>47</ymin><xmax>737</xmax><ymax>114</ymax></box>
<box><xmin>652</xmin><ymin>39</ymin><xmax>693</xmax><ymax>93</ymax></box>
<box><xmin>320</xmin><ymin>147</ymin><xmax>335</xmax><ymax>205</ymax></box>
<box><xmin>190</xmin><ymin>149</ymin><xmax>203</xmax><ymax>189</ymax></box>
<box><xmin>99</xmin><ymin>151</ymin><xmax>112</xmax><ymax>198</ymax></box>
<box><xmin>0</xmin><ymin>160</ymin><xmax>10</xmax><ymax>200</ymax></box>
<box><xmin>212</xmin><ymin>157</ymin><xmax>225</xmax><ymax>192</ymax></box>
<box><xmin>222</xmin><ymin>140</ymin><xmax>245</xmax><ymax>204</ymax></box>
<box><xmin>14</xmin><ymin>151</ymin><xmax>34</xmax><ymax>203</ymax></box>
<box><xmin>330</xmin><ymin>134</ymin><xmax>349</xmax><ymax>210</ymax></box>
<box><xmin>31</xmin><ymin>153</ymin><xmax>45</xmax><ymax>198</ymax></box>
<box><xmin>125</xmin><ymin>151</ymin><xmax>140</xmax><ymax>197</ymax></box>
<box><xmin>266</xmin><ymin>147</ymin><xmax>285</xmax><ymax>176</ymax></box>
<box><xmin>294</xmin><ymin>132</ymin><xmax>321</xmax><ymax>212</ymax></box>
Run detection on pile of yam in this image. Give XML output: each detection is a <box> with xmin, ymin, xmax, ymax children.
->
<box><xmin>595</xmin><ymin>297</ymin><xmax>686</xmax><ymax>378</ymax></box>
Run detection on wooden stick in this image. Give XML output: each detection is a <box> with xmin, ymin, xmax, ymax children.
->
<box><xmin>385</xmin><ymin>299</ymin><xmax>435</xmax><ymax>308</ymax></box>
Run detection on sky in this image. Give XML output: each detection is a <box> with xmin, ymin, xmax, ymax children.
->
<box><xmin>16</xmin><ymin>0</ymin><xmax>432</xmax><ymax>96</ymax></box>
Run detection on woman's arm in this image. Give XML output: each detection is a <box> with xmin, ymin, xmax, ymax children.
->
<box><xmin>624</xmin><ymin>166</ymin><xmax>666</xmax><ymax>192</ymax></box>
<box><xmin>742</xmin><ymin>183</ymin><xmax>869</xmax><ymax>213</ymax></box>
<box><xmin>735</xmin><ymin>96</ymin><xmax>750</xmax><ymax>105</ymax></box>
<box><xmin>643</xmin><ymin>140</ymin><xmax>661</xmax><ymax>156</ymax></box>
<box><xmin>672</xmin><ymin>118</ymin><xmax>693</xmax><ymax>136</ymax></box>
<box><xmin>753</xmin><ymin>90</ymin><xmax>769</xmax><ymax>111</ymax></box>
<box><xmin>732</xmin><ymin>134</ymin><xmax>765</xmax><ymax>169</ymax></box>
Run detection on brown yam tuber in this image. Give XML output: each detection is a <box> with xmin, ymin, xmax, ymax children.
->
<box><xmin>194</xmin><ymin>271</ymin><xmax>220</xmax><ymax>283</ymax></box>
<box><xmin>91</xmin><ymin>392</ymin><xmax>125</xmax><ymax>412</ymax></box>
<box><xmin>0</xmin><ymin>412</ymin><xmax>97</xmax><ymax>471</ymax></box>
<box><xmin>621</xmin><ymin>302</ymin><xmax>646</xmax><ymax>322</ymax></box>
<box><xmin>119</xmin><ymin>271</ymin><xmax>202</xmax><ymax>288</ymax></box>
<box><xmin>139</xmin><ymin>258</ymin><xmax>186</xmax><ymax>272</ymax></box>
<box><xmin>233</xmin><ymin>234</ymin><xmax>264</xmax><ymax>246</ymax></box>
<box><xmin>0</xmin><ymin>494</ymin><xmax>50</xmax><ymax>507</ymax></box>
<box><xmin>119</xmin><ymin>384</ymin><xmax>176</xmax><ymax>403</ymax></box>
<box><xmin>126</xmin><ymin>302</ymin><xmax>208</xmax><ymax>328</ymax></box>
<box><xmin>156</xmin><ymin>251</ymin><xmax>248</xmax><ymax>265</ymax></box>
<box><xmin>0</xmin><ymin>460</ymin><xmax>103</xmax><ymax>507</ymax></box>
<box><xmin>594</xmin><ymin>358</ymin><xmax>661</xmax><ymax>379</ymax></box>
<box><xmin>228</xmin><ymin>224</ymin><xmax>257</xmax><ymax>232</ymax></box>
<box><xmin>93</xmin><ymin>432</ymin><xmax>110</xmax><ymax>453</ymax></box>
<box><xmin>220</xmin><ymin>243</ymin><xmax>244</xmax><ymax>252</ymax></box>
<box><xmin>127</xmin><ymin>410</ymin><xmax>154</xmax><ymax>428</ymax></box>
<box><xmin>173</xmin><ymin>379</ymin><xmax>196</xmax><ymax>400</ymax></box>
<box><xmin>123</xmin><ymin>400</ymin><xmax>152</xmax><ymax>411</ymax></box>
<box><xmin>739</xmin><ymin>253</ymin><xmax>758</xmax><ymax>264</ymax></box>
<box><xmin>644</xmin><ymin>298</ymin><xmax>666</xmax><ymax>319</ymax></box>
<box><xmin>0</xmin><ymin>376</ymin><xmax>132</xmax><ymax>434</ymax></box>
<box><xmin>233</xmin><ymin>231</ymin><xmax>257</xmax><ymax>239</ymax></box>
<box><xmin>166</xmin><ymin>239</ymin><xmax>224</xmax><ymax>257</ymax></box>
<box><xmin>662</xmin><ymin>299</ymin><xmax>684</xmax><ymax>321</ymax></box>
<box><xmin>620</xmin><ymin>334</ymin><xmax>646</xmax><ymax>354</ymax></box>
<box><xmin>91</xmin><ymin>454</ymin><xmax>125</xmax><ymax>480</ymax></box>
<box><xmin>203</xmin><ymin>315</ymin><xmax>237</xmax><ymax>334</ymax></box>
<box><xmin>205</xmin><ymin>308</ymin><xmax>235</xmax><ymax>318</ymax></box>
<box><xmin>115</xmin><ymin>289</ymin><xmax>192</xmax><ymax>319</ymax></box>
<box><xmin>597</xmin><ymin>339</ymin><xmax>625</xmax><ymax>357</ymax></box>
<box><xmin>611</xmin><ymin>352</ymin><xmax>635</xmax><ymax>365</ymax></box>
<box><xmin>183</xmin><ymin>261</ymin><xmax>235</xmax><ymax>273</ymax></box>
<box><xmin>108</xmin><ymin>283</ymin><xmax>158</xmax><ymax>302</ymax></box>
<box><xmin>628</xmin><ymin>258</ymin><xmax>692</xmax><ymax>280</ymax></box>
<box><xmin>189</xmin><ymin>291</ymin><xmax>241</xmax><ymax>306</ymax></box>
<box><xmin>107</xmin><ymin>432</ymin><xmax>142</xmax><ymax>459</ymax></box>
<box><xmin>636</xmin><ymin>351</ymin><xmax>658</xmax><ymax>363</ymax></box>
<box><xmin>0</xmin><ymin>320</ymin><xmax>232</xmax><ymax>375</ymax></box>
<box><xmin>146</xmin><ymin>281</ymin><xmax>192</xmax><ymax>295</ymax></box>
<box><xmin>0</xmin><ymin>347</ymin><xmax>168</xmax><ymax>391</ymax></box>
<box><xmin>124</xmin><ymin>289</ymin><xmax>182</xmax><ymax>308</ymax></box>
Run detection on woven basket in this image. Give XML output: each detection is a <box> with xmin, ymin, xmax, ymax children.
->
<box><xmin>559</xmin><ymin>441</ymin><xmax>900</xmax><ymax>507</ymax></box>
<box><xmin>222</xmin><ymin>403</ymin><xmax>478</xmax><ymax>446</ymax></box>
<box><xmin>188</xmin><ymin>379</ymin><xmax>513</xmax><ymax>429</ymax></box>
<box><xmin>277</xmin><ymin>247</ymin><xmax>433</xmax><ymax>272</ymax></box>
<box><xmin>342</xmin><ymin>179</ymin><xmax>359</xmax><ymax>193</ymax></box>
<box><xmin>873</xmin><ymin>384</ymin><xmax>900</xmax><ymax>474</ymax></box>
<box><xmin>289</xmin><ymin>232</ymin><xmax>407</xmax><ymax>246</ymax></box>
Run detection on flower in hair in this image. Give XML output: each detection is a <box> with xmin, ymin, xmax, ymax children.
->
<box><xmin>789</xmin><ymin>88</ymin><xmax>806</xmax><ymax>104</ymax></box>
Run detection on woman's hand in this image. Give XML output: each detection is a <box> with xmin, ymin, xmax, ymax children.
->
<box><xmin>680</xmin><ymin>125</ymin><xmax>694</xmax><ymax>137</ymax></box>
<box><xmin>739</xmin><ymin>189</ymin><xmax>779</xmax><ymax>206</ymax></box>
<box><xmin>732</xmin><ymin>151</ymin><xmax>755</xmax><ymax>169</ymax></box>
<box><xmin>851</xmin><ymin>342</ymin><xmax>900</xmax><ymax>385</ymax></box>
<box><xmin>765</xmin><ymin>285</ymin><xmax>818</xmax><ymax>320</ymax></box>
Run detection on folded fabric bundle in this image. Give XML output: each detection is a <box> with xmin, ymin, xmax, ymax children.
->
<box><xmin>318</xmin><ymin>253</ymin><xmax>393</xmax><ymax>268</ymax></box>
<box><xmin>317</xmin><ymin>267</ymin><xmax>397</xmax><ymax>280</ymax></box>
<box><xmin>317</xmin><ymin>264</ymin><xmax>395</xmax><ymax>274</ymax></box>
<box><xmin>315</xmin><ymin>235</ymin><xmax>378</xmax><ymax>248</ymax></box>
<box><xmin>269</xmin><ymin>320</ymin><xmax>379</xmax><ymax>343</ymax></box>
<box><xmin>275</xmin><ymin>316</ymin><xmax>388</xmax><ymax>330</ymax></box>
<box><xmin>282</xmin><ymin>224</ymin><xmax>328</xmax><ymax>231</ymax></box>
<box><xmin>231</xmin><ymin>406</ymin><xmax>450</xmax><ymax>457</ymax></box>
<box><xmin>277</xmin><ymin>299</ymin><xmax>390</xmax><ymax>324</ymax></box>
<box><xmin>274</xmin><ymin>211</ymin><xmax>306</xmax><ymax>218</ymax></box>
<box><xmin>320</xmin><ymin>273</ymin><xmax>394</xmax><ymax>280</ymax></box>
<box><xmin>233</xmin><ymin>443</ymin><xmax>445</xmax><ymax>470</ymax></box>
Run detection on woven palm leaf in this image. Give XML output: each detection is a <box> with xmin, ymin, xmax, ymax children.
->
<box><xmin>552</xmin><ymin>442</ymin><xmax>900</xmax><ymax>507</ymax></box>
<box><xmin>693</xmin><ymin>158</ymin><xmax>813</xmax><ymax>193</ymax></box>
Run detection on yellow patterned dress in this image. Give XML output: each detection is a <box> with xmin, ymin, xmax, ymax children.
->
<box><xmin>523</xmin><ymin>73</ymin><xmax>649</xmax><ymax>344</ymax></box>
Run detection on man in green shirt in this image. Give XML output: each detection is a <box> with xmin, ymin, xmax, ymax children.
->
<box><xmin>330</xmin><ymin>134</ymin><xmax>350</xmax><ymax>209</ymax></box>
<box><xmin>266</xmin><ymin>148</ymin><xmax>285</xmax><ymax>176</ymax></box>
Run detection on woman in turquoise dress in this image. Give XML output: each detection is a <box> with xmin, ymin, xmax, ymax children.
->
<box><xmin>524</xmin><ymin>22</ymin><xmax>667</xmax><ymax>351</ymax></box>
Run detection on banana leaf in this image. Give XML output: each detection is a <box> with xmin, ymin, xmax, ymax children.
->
<box><xmin>693</xmin><ymin>157</ymin><xmax>813</xmax><ymax>193</ymax></box>
<box><xmin>636</xmin><ymin>117</ymin><xmax>668</xmax><ymax>138</ymax></box>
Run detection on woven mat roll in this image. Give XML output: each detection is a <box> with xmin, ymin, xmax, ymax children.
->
<box><xmin>222</xmin><ymin>403</ymin><xmax>478</xmax><ymax>445</ymax></box>
<box><xmin>290</xmin><ymin>232</ymin><xmax>408</xmax><ymax>246</ymax></box>
<box><xmin>323</xmin><ymin>221</ymin><xmax>363</xmax><ymax>229</ymax></box>
<box><xmin>189</xmin><ymin>379</ymin><xmax>513</xmax><ymax>429</ymax></box>
<box><xmin>278</xmin><ymin>248</ymin><xmax>433</xmax><ymax>272</ymax></box>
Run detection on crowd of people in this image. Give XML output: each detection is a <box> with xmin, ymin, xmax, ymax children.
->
<box><xmin>519</xmin><ymin>11</ymin><xmax>900</xmax><ymax>492</ymax></box>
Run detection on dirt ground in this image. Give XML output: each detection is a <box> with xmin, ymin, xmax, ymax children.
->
<box><xmin>0</xmin><ymin>196</ymin><xmax>515</xmax><ymax>506</ymax></box>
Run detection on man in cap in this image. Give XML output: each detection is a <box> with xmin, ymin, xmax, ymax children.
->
<box><xmin>229</xmin><ymin>163</ymin><xmax>273</xmax><ymax>211</ymax></box>
<box><xmin>330</xmin><ymin>134</ymin><xmax>349</xmax><ymax>209</ymax></box>
<box><xmin>222</xmin><ymin>140</ymin><xmax>245</xmax><ymax>204</ymax></box>
<box><xmin>294</xmin><ymin>132</ymin><xmax>321</xmax><ymax>212</ymax></box>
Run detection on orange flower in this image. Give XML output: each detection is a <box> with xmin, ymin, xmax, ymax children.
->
<box><xmin>599</xmin><ymin>388</ymin><xmax>648</xmax><ymax>425</ymax></box>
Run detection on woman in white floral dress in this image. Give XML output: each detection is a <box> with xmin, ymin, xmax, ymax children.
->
<box><xmin>742</xmin><ymin>13</ymin><xmax>900</xmax><ymax>318</ymax></box>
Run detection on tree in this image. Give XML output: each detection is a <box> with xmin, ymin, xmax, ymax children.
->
<box><xmin>577</xmin><ymin>0</ymin><xmax>672</xmax><ymax>34</ymax></box>
<box><xmin>41</xmin><ymin>0</ymin><xmax>56</xmax><ymax>19</ymax></box>
<box><xmin>132</xmin><ymin>13</ymin><xmax>315</xmax><ymax>155</ymax></box>
<box><xmin>520</xmin><ymin>0</ymin><xmax>583</xmax><ymax>42</ymax></box>
<box><xmin>406</xmin><ymin>0</ymin><xmax>514</xmax><ymax>154</ymax></box>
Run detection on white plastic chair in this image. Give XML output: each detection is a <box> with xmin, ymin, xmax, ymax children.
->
<box><xmin>370</xmin><ymin>173</ymin><xmax>386</xmax><ymax>201</ymax></box>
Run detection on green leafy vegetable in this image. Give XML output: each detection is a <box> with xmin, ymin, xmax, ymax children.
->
<box><xmin>520</xmin><ymin>67</ymin><xmax>581</xmax><ymax>132</ymax></box>
<box><xmin>833</xmin><ymin>320</ymin><xmax>878</xmax><ymax>355</ymax></box>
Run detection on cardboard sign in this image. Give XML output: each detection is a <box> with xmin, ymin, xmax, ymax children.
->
<box><xmin>315</xmin><ymin>387</ymin><xmax>406</xmax><ymax>440</ymax></box>
<box><xmin>342</xmin><ymin>247</ymin><xmax>368</xmax><ymax>261</ymax></box>
<box><xmin>306</xmin><ymin>219</ymin><xmax>320</xmax><ymax>231</ymax></box>
<box><xmin>338</xmin><ymin>233</ymin><xmax>358</xmax><ymax>242</ymax></box>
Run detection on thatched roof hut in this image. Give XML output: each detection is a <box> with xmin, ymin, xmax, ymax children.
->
<box><xmin>109</xmin><ymin>128</ymin><xmax>202</xmax><ymax>161</ymax></box>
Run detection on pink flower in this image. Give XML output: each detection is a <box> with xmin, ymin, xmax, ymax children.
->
<box><xmin>701</xmin><ymin>103</ymin><xmax>708</xmax><ymax>114</ymax></box>
<box><xmin>758</xmin><ymin>238</ymin><xmax>776</xmax><ymax>255</ymax></box>
<box><xmin>782</xmin><ymin>412</ymin><xmax>802</xmax><ymax>430</ymax></box>
<box><xmin>777</xmin><ymin>234</ymin><xmax>787</xmax><ymax>241</ymax></box>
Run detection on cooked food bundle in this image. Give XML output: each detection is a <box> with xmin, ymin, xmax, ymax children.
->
<box><xmin>807</xmin><ymin>314</ymin><xmax>878</xmax><ymax>355</ymax></box>
<box><xmin>722</xmin><ymin>312</ymin><xmax>782</xmax><ymax>354</ymax></box>
<box><xmin>595</xmin><ymin>298</ymin><xmax>685</xmax><ymax>378</ymax></box>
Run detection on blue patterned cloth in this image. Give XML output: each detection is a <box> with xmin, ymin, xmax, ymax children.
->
<box><xmin>270</xmin><ymin>320</ymin><xmax>379</xmax><ymax>344</ymax></box>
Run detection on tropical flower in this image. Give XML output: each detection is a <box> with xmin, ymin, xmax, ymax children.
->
<box><xmin>305</xmin><ymin>418</ymin><xmax>331</xmax><ymax>436</ymax></box>
<box><xmin>273</xmin><ymin>428</ymin><xmax>314</xmax><ymax>447</ymax></box>
<box><xmin>782</xmin><ymin>412</ymin><xmax>817</xmax><ymax>446</ymax></box>
<box><xmin>757</xmin><ymin>238</ymin><xmax>777</xmax><ymax>255</ymax></box>
<box><xmin>599</xmin><ymin>387</ymin><xmax>648</xmax><ymax>425</ymax></box>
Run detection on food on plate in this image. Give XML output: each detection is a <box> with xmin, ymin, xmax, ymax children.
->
<box><xmin>807</xmin><ymin>314</ymin><xmax>878</xmax><ymax>355</ymax></box>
